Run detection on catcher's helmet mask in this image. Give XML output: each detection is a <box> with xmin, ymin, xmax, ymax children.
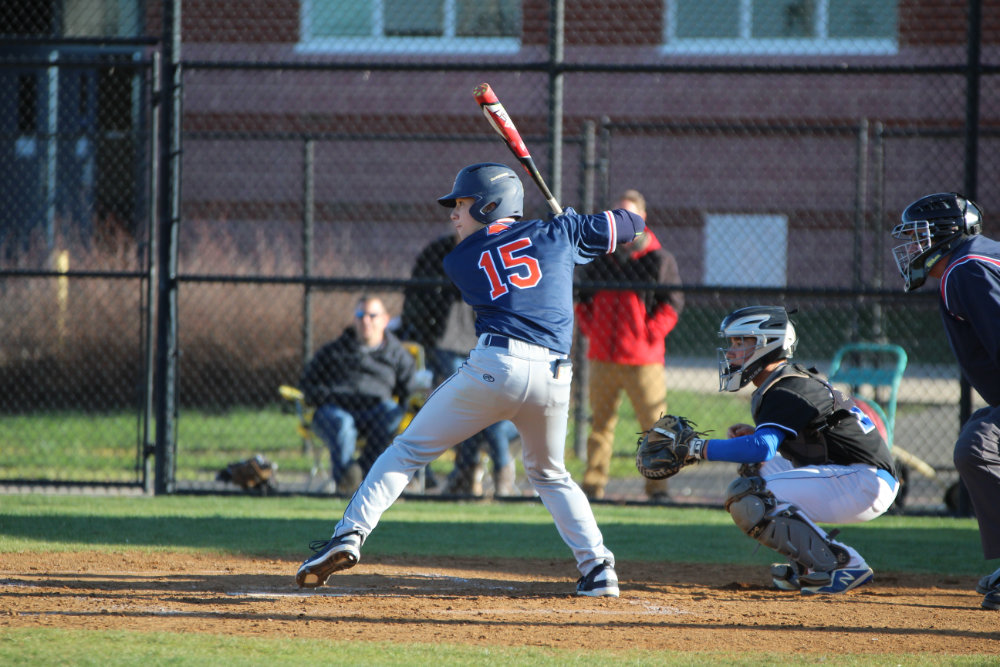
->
<box><xmin>718</xmin><ymin>306</ymin><xmax>797</xmax><ymax>392</ymax></box>
<box><xmin>437</xmin><ymin>162</ymin><xmax>524</xmax><ymax>225</ymax></box>
<box><xmin>892</xmin><ymin>192</ymin><xmax>982</xmax><ymax>292</ymax></box>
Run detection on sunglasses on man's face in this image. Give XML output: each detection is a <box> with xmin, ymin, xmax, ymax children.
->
<box><xmin>355</xmin><ymin>310</ymin><xmax>383</xmax><ymax>320</ymax></box>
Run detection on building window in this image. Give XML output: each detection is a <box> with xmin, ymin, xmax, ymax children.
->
<box><xmin>299</xmin><ymin>0</ymin><xmax>521</xmax><ymax>53</ymax></box>
<box><xmin>704</xmin><ymin>214</ymin><xmax>788</xmax><ymax>287</ymax></box>
<box><xmin>664</xmin><ymin>0</ymin><xmax>897</xmax><ymax>55</ymax></box>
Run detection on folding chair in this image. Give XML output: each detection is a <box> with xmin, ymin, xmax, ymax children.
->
<box><xmin>278</xmin><ymin>384</ymin><xmax>327</xmax><ymax>491</ymax></box>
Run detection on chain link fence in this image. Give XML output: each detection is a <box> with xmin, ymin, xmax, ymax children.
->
<box><xmin>1</xmin><ymin>1</ymin><xmax>996</xmax><ymax>512</ymax></box>
<box><xmin>0</xmin><ymin>0</ymin><xmax>155</xmax><ymax>490</ymax></box>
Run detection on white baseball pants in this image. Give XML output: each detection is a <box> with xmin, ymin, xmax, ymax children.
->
<box><xmin>333</xmin><ymin>334</ymin><xmax>614</xmax><ymax>576</ymax></box>
<box><xmin>762</xmin><ymin>456</ymin><xmax>899</xmax><ymax>524</ymax></box>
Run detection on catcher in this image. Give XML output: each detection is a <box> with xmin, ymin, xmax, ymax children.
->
<box><xmin>636</xmin><ymin>306</ymin><xmax>899</xmax><ymax>594</ymax></box>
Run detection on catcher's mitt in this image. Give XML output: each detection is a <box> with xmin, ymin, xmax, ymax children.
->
<box><xmin>635</xmin><ymin>415</ymin><xmax>708</xmax><ymax>480</ymax></box>
<box><xmin>217</xmin><ymin>454</ymin><xmax>277</xmax><ymax>493</ymax></box>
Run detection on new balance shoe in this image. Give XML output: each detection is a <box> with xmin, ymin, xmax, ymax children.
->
<box><xmin>770</xmin><ymin>563</ymin><xmax>801</xmax><ymax>591</ymax></box>
<box><xmin>576</xmin><ymin>560</ymin><xmax>619</xmax><ymax>597</ymax></box>
<box><xmin>295</xmin><ymin>531</ymin><xmax>362</xmax><ymax>588</ymax></box>
<box><xmin>800</xmin><ymin>566</ymin><xmax>873</xmax><ymax>595</ymax></box>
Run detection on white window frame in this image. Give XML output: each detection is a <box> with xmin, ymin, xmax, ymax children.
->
<box><xmin>662</xmin><ymin>0</ymin><xmax>897</xmax><ymax>56</ymax></box>
<box><xmin>704</xmin><ymin>213</ymin><xmax>788</xmax><ymax>287</ymax></box>
<box><xmin>297</xmin><ymin>0</ymin><xmax>521</xmax><ymax>54</ymax></box>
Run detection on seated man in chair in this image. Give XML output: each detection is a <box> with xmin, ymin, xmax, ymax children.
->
<box><xmin>301</xmin><ymin>295</ymin><xmax>425</xmax><ymax>493</ymax></box>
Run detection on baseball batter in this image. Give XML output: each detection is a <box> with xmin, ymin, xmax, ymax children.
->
<box><xmin>892</xmin><ymin>192</ymin><xmax>1000</xmax><ymax>610</ymax></box>
<box><xmin>296</xmin><ymin>162</ymin><xmax>646</xmax><ymax>596</ymax></box>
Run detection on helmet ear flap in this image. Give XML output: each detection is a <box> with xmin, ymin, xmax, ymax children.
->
<box><xmin>783</xmin><ymin>321</ymin><xmax>798</xmax><ymax>359</ymax></box>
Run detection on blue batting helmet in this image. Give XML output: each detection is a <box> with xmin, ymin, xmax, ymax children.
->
<box><xmin>437</xmin><ymin>162</ymin><xmax>523</xmax><ymax>224</ymax></box>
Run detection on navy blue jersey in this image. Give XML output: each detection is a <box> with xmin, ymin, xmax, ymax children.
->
<box><xmin>938</xmin><ymin>235</ymin><xmax>1000</xmax><ymax>406</ymax></box>
<box><xmin>443</xmin><ymin>209</ymin><xmax>624</xmax><ymax>354</ymax></box>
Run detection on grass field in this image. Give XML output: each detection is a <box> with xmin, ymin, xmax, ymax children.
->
<box><xmin>1</xmin><ymin>494</ymin><xmax>994</xmax><ymax>665</ymax></box>
<box><xmin>0</xmin><ymin>494</ymin><xmax>981</xmax><ymax>571</ymax></box>
<box><xmin>1</xmin><ymin>388</ymin><xmax>754</xmax><ymax>483</ymax></box>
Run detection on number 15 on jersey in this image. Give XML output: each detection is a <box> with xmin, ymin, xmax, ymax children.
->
<box><xmin>478</xmin><ymin>238</ymin><xmax>543</xmax><ymax>300</ymax></box>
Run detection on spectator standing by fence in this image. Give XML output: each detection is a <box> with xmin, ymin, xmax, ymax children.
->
<box><xmin>575</xmin><ymin>190</ymin><xmax>684</xmax><ymax>502</ymax></box>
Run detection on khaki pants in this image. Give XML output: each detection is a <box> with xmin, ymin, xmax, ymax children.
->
<box><xmin>582</xmin><ymin>360</ymin><xmax>668</xmax><ymax>497</ymax></box>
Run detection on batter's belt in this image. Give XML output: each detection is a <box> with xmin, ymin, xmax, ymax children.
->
<box><xmin>479</xmin><ymin>333</ymin><xmax>569</xmax><ymax>377</ymax></box>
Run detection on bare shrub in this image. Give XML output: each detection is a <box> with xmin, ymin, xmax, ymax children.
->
<box><xmin>2</xmin><ymin>219</ymin><xmax>414</xmax><ymax>411</ymax></box>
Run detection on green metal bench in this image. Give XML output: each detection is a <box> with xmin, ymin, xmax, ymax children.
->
<box><xmin>828</xmin><ymin>342</ymin><xmax>908</xmax><ymax>449</ymax></box>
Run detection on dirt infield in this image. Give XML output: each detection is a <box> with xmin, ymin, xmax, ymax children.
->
<box><xmin>2</xmin><ymin>551</ymin><xmax>996</xmax><ymax>656</ymax></box>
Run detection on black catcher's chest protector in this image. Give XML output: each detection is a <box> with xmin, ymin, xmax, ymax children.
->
<box><xmin>750</xmin><ymin>363</ymin><xmax>856</xmax><ymax>467</ymax></box>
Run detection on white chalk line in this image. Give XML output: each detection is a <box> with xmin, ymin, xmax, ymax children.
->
<box><xmin>3</xmin><ymin>575</ymin><xmax>693</xmax><ymax>616</ymax></box>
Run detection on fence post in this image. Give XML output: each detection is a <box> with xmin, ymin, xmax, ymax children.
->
<box><xmin>852</xmin><ymin>119</ymin><xmax>868</xmax><ymax>292</ymax></box>
<box><xmin>581</xmin><ymin>120</ymin><xmax>597</xmax><ymax>213</ymax></box>
<box><xmin>547</xmin><ymin>0</ymin><xmax>564</xmax><ymax>203</ymax></box>
<box><xmin>598</xmin><ymin>116</ymin><xmax>611</xmax><ymax>209</ymax></box>
<box><xmin>572</xmin><ymin>121</ymin><xmax>598</xmax><ymax>462</ymax></box>
<box><xmin>871</xmin><ymin>121</ymin><xmax>886</xmax><ymax>341</ymax></box>
<box><xmin>153</xmin><ymin>0</ymin><xmax>182</xmax><ymax>495</ymax></box>
<box><xmin>955</xmin><ymin>0</ymin><xmax>983</xmax><ymax>516</ymax></box>
<box><xmin>850</xmin><ymin>118</ymin><xmax>869</xmax><ymax>340</ymax></box>
<box><xmin>44</xmin><ymin>50</ymin><xmax>58</xmax><ymax>251</ymax></box>
<box><xmin>302</xmin><ymin>137</ymin><xmax>315</xmax><ymax>366</ymax></box>
<box><xmin>142</xmin><ymin>50</ymin><xmax>161</xmax><ymax>494</ymax></box>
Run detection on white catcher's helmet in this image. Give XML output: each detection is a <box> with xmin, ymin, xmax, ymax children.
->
<box><xmin>718</xmin><ymin>306</ymin><xmax>797</xmax><ymax>392</ymax></box>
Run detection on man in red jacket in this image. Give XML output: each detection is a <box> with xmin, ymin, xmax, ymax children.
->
<box><xmin>575</xmin><ymin>190</ymin><xmax>684</xmax><ymax>501</ymax></box>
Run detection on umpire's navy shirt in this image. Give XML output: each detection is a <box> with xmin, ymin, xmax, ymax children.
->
<box><xmin>938</xmin><ymin>235</ymin><xmax>1000</xmax><ymax>407</ymax></box>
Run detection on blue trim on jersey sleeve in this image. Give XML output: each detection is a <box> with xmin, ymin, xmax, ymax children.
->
<box><xmin>704</xmin><ymin>426</ymin><xmax>785</xmax><ymax>463</ymax></box>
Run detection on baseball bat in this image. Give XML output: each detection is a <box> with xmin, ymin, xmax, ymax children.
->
<box><xmin>473</xmin><ymin>82</ymin><xmax>562</xmax><ymax>215</ymax></box>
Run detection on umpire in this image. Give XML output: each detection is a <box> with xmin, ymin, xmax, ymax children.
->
<box><xmin>891</xmin><ymin>192</ymin><xmax>1000</xmax><ymax>610</ymax></box>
